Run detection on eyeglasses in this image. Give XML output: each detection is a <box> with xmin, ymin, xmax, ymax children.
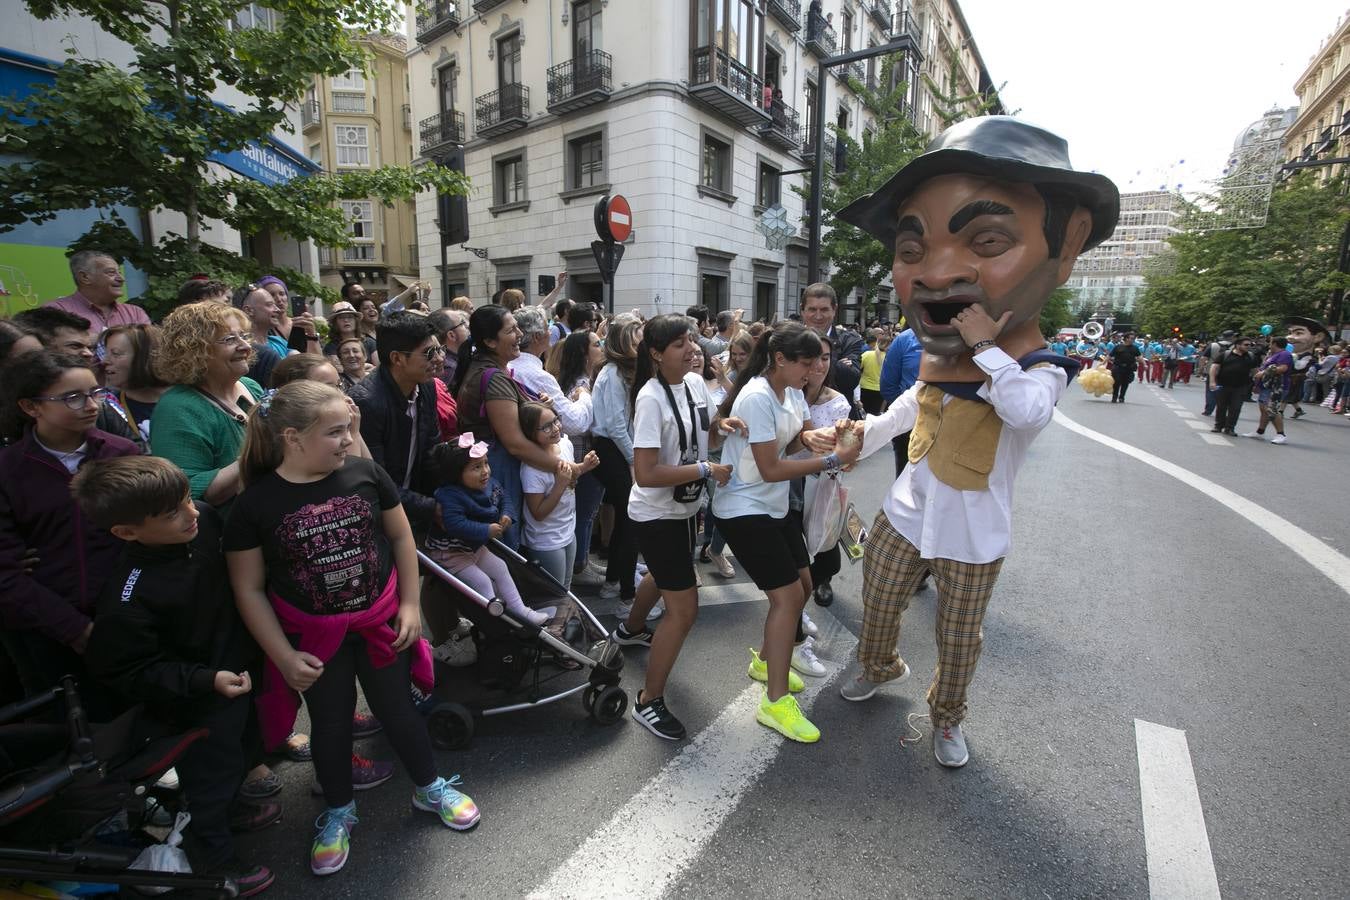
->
<box><xmin>215</xmin><ymin>332</ymin><xmax>252</xmax><ymax>347</ymax></box>
<box><xmin>418</xmin><ymin>345</ymin><xmax>447</xmax><ymax>361</ymax></box>
<box><xmin>32</xmin><ymin>387</ymin><xmax>115</xmax><ymax>410</ymax></box>
<box><xmin>537</xmin><ymin>418</ymin><xmax>562</xmax><ymax>433</ymax></box>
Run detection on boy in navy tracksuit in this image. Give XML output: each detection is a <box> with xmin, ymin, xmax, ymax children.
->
<box><xmin>73</xmin><ymin>456</ymin><xmax>275</xmax><ymax>897</ymax></box>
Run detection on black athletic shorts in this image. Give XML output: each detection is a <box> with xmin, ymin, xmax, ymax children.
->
<box><xmin>714</xmin><ymin>513</ymin><xmax>809</xmax><ymax>591</ymax></box>
<box><xmin>632</xmin><ymin>516</ymin><xmax>698</xmax><ymax>592</ymax></box>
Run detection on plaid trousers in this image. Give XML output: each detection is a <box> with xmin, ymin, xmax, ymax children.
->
<box><xmin>858</xmin><ymin>510</ymin><xmax>1004</xmax><ymax>726</ymax></box>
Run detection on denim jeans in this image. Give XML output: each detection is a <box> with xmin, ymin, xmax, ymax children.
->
<box><xmin>571</xmin><ymin>471</ymin><xmax>605</xmax><ymax>573</ymax></box>
<box><xmin>487</xmin><ymin>440</ymin><xmax>522</xmax><ymax>551</ymax></box>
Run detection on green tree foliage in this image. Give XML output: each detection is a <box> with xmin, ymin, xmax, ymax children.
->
<box><xmin>1039</xmin><ymin>287</ymin><xmax>1074</xmax><ymax>337</ymax></box>
<box><xmin>0</xmin><ymin>0</ymin><xmax>468</xmax><ymax>314</ymax></box>
<box><xmin>796</xmin><ymin>56</ymin><xmax>928</xmax><ymax>320</ymax></box>
<box><xmin>1136</xmin><ymin>174</ymin><xmax>1350</xmax><ymax>338</ymax></box>
<box><xmin>923</xmin><ymin>48</ymin><xmax>1008</xmax><ymax>129</ymax></box>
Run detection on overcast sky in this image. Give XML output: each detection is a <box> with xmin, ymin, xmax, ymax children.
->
<box><xmin>958</xmin><ymin>0</ymin><xmax>1348</xmax><ymax>196</ymax></box>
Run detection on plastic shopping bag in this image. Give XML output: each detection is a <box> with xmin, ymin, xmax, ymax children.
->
<box><xmin>802</xmin><ymin>472</ymin><xmax>848</xmax><ymax>557</ymax></box>
<box><xmin>128</xmin><ymin>811</ymin><xmax>192</xmax><ymax>895</ymax></box>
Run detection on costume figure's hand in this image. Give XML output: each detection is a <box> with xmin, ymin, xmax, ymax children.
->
<box><xmin>953</xmin><ymin>305</ymin><xmax>1012</xmax><ymax>348</ymax></box>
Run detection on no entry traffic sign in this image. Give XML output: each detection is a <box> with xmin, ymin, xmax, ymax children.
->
<box><xmin>594</xmin><ymin>194</ymin><xmax>632</xmax><ymax>244</ymax></box>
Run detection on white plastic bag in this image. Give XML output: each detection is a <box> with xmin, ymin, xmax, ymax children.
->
<box><xmin>129</xmin><ymin>810</ymin><xmax>192</xmax><ymax>895</ymax></box>
<box><xmin>802</xmin><ymin>472</ymin><xmax>848</xmax><ymax>557</ymax></box>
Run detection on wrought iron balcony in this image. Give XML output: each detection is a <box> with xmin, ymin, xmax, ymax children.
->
<box><xmin>301</xmin><ymin>98</ymin><xmax>320</xmax><ymax>129</ymax></box>
<box><xmin>760</xmin><ymin>99</ymin><xmax>801</xmax><ymax>151</ymax></box>
<box><xmin>419</xmin><ymin>110</ymin><xmax>465</xmax><ymax>156</ymax></box>
<box><xmin>896</xmin><ymin>8</ymin><xmax>922</xmax><ymax>50</ymax></box>
<box><xmin>472</xmin><ymin>0</ymin><xmax>509</xmax><ymax>13</ymax></box>
<box><xmin>800</xmin><ymin>130</ymin><xmax>836</xmax><ymax>166</ymax></box>
<box><xmin>689</xmin><ymin>47</ymin><xmax>769</xmax><ymax>128</ymax></box>
<box><xmin>547</xmin><ymin>50</ymin><xmax>613</xmax><ymax>114</ymax></box>
<box><xmin>805</xmin><ymin>16</ymin><xmax>836</xmax><ymax>57</ymax></box>
<box><xmin>416</xmin><ymin>0</ymin><xmax>460</xmax><ymax>44</ymax></box>
<box><xmin>767</xmin><ymin>0</ymin><xmax>801</xmax><ymax>32</ymax></box>
<box><xmin>475</xmin><ymin>83</ymin><xmax>529</xmax><ymax>138</ymax></box>
<box><xmin>869</xmin><ymin>0</ymin><xmax>892</xmax><ymax>31</ymax></box>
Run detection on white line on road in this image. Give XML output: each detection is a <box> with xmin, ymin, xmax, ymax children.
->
<box><xmin>1134</xmin><ymin>719</ymin><xmax>1222</xmax><ymax>900</ymax></box>
<box><xmin>1198</xmin><ymin>433</ymin><xmax>1230</xmax><ymax>446</ymax></box>
<box><xmin>1183</xmin><ymin>420</ymin><xmax>1210</xmax><ymax>431</ymax></box>
<box><xmin>527</xmin><ymin>609</ymin><xmax>858</xmax><ymax>900</ymax></box>
<box><xmin>1173</xmin><ymin>410</ymin><xmax>1198</xmax><ymax>419</ymax></box>
<box><xmin>1055</xmin><ymin>409</ymin><xmax>1350</xmax><ymax>597</ymax></box>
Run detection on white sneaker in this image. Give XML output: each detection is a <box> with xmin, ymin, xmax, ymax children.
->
<box><xmin>635</xmin><ymin>562</ymin><xmax>649</xmax><ymax>576</ymax></box>
<box><xmin>155</xmin><ymin>767</ymin><xmax>180</xmax><ymax>791</ymax></box>
<box><xmin>599</xmin><ymin>580</ymin><xmax>622</xmax><ymax>600</ymax></box>
<box><xmin>800</xmin><ymin>610</ymin><xmax>819</xmax><ymax>637</ymax></box>
<box><xmin>712</xmin><ymin>553</ymin><xmax>735</xmax><ymax>579</ymax></box>
<box><xmin>571</xmin><ymin>567</ymin><xmax>605</xmax><ymax>588</ymax></box>
<box><xmin>790</xmin><ymin>638</ymin><xmax>827</xmax><ymax>676</ymax></box>
<box><xmin>1239</xmin><ymin>431</ymin><xmax>1263</xmax><ymax>439</ymax></box>
<box><xmin>694</xmin><ymin>568</ymin><xmax>703</xmax><ymax>588</ymax></box>
<box><xmin>1270</xmin><ymin>433</ymin><xmax>1287</xmax><ymax>445</ymax></box>
<box><xmin>615</xmin><ymin>597</ymin><xmax>664</xmax><ymax>622</ymax></box>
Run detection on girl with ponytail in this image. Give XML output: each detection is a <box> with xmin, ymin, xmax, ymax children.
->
<box><xmin>225</xmin><ymin>381</ymin><xmax>481</xmax><ymax>876</ymax></box>
<box><xmin>618</xmin><ymin>315</ymin><xmax>739</xmax><ymax>741</ymax></box>
<box><xmin>711</xmin><ymin>321</ymin><xmax>860</xmax><ymax>744</ymax></box>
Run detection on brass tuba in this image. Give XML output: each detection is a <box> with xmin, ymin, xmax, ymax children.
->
<box><xmin>1079</xmin><ymin>321</ymin><xmax>1104</xmax><ymax>358</ymax></box>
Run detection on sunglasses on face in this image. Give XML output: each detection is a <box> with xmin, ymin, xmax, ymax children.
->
<box><xmin>403</xmin><ymin>345</ymin><xmax>446</xmax><ymax>362</ymax></box>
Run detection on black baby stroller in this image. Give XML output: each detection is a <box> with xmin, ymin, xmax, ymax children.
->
<box><xmin>418</xmin><ymin>540</ymin><xmax>627</xmax><ymax>749</ymax></box>
<box><xmin>0</xmin><ymin>676</ymin><xmax>237</xmax><ymax>896</ymax></box>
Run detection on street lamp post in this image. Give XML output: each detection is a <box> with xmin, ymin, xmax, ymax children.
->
<box><xmin>805</xmin><ymin>34</ymin><xmax>923</xmax><ymax>285</ymax></box>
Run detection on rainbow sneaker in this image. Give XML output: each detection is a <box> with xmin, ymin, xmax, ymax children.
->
<box><xmin>413</xmin><ymin>776</ymin><xmax>480</xmax><ymax>830</ymax></box>
<box><xmin>310</xmin><ymin>801</ymin><xmax>357</xmax><ymax>876</ymax></box>
<box><xmin>756</xmin><ymin>691</ymin><xmax>821</xmax><ymax>743</ymax></box>
<box><xmin>747</xmin><ymin>649</ymin><xmax>804</xmax><ymax>693</ymax></box>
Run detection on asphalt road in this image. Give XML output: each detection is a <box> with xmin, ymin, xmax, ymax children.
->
<box><xmin>236</xmin><ymin>378</ymin><xmax>1350</xmax><ymax>899</ymax></box>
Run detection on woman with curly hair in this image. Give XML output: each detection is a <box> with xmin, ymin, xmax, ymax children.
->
<box><xmin>149</xmin><ymin>301</ymin><xmax>264</xmax><ymax>509</ymax></box>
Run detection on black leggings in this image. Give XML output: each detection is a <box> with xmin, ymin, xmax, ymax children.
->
<box><xmin>303</xmin><ymin>634</ymin><xmax>435</xmax><ymax>808</ymax></box>
<box><xmin>594</xmin><ymin>436</ymin><xmax>638</xmax><ymax>601</ymax></box>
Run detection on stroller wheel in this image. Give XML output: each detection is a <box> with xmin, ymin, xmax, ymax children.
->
<box><xmin>428</xmin><ymin>701</ymin><xmax>474</xmax><ymax>750</ymax></box>
<box><xmin>589</xmin><ymin>685</ymin><xmax>628</xmax><ymax>725</ymax></box>
<box><xmin>582</xmin><ymin>684</ymin><xmax>602</xmax><ymax>713</ymax></box>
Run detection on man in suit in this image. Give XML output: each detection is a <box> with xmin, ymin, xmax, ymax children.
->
<box><xmin>801</xmin><ymin>283</ymin><xmax>865</xmax><ymax>398</ymax></box>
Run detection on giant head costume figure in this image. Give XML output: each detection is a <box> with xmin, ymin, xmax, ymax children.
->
<box><xmin>837</xmin><ymin>117</ymin><xmax>1120</xmax><ymax>382</ymax></box>
<box><xmin>1283</xmin><ymin>315</ymin><xmax>1328</xmax><ymax>355</ymax></box>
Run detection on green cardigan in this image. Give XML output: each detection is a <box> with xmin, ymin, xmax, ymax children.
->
<box><xmin>150</xmin><ymin>378</ymin><xmax>263</xmax><ymax>500</ymax></box>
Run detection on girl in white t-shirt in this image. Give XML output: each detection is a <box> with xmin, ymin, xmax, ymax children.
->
<box><xmin>519</xmin><ymin>401</ymin><xmax>599</xmax><ymax>590</ymax></box>
<box><xmin>712</xmin><ymin>321</ymin><xmax>859</xmax><ymax>744</ymax></box>
<box><xmin>618</xmin><ymin>315</ymin><xmax>737</xmax><ymax>741</ymax></box>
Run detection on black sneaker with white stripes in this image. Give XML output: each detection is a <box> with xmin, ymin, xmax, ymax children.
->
<box><xmin>613</xmin><ymin>621</ymin><xmax>654</xmax><ymax>648</ymax></box>
<box><xmin>631</xmin><ymin>694</ymin><xmax>686</xmax><ymax>741</ymax></box>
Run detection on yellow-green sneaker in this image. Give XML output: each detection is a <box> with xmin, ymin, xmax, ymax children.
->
<box><xmin>756</xmin><ymin>691</ymin><xmax>820</xmax><ymax>743</ymax></box>
<box><xmin>747</xmin><ymin>649</ymin><xmax>804</xmax><ymax>692</ymax></box>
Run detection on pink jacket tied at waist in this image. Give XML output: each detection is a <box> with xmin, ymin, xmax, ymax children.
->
<box><xmin>257</xmin><ymin>571</ymin><xmax>433</xmax><ymax>749</ymax></box>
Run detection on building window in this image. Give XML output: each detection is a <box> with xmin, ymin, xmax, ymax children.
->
<box><xmin>331</xmin><ymin>68</ymin><xmax>366</xmax><ymax>92</ymax></box>
<box><xmin>335</xmin><ymin>125</ymin><xmax>370</xmax><ymax>167</ymax></box>
<box><xmin>573</xmin><ymin>0</ymin><xmax>602</xmax><ymax>58</ymax></box>
<box><xmin>757</xmin><ymin>161</ymin><xmax>780</xmax><ymax>209</ymax></box>
<box><xmin>701</xmin><ymin>273</ymin><xmax>728</xmax><ymax>314</ymax></box>
<box><xmin>340</xmin><ymin>200</ymin><xmax>376</xmax><ymax>262</ymax></box>
<box><xmin>499</xmin><ymin>32</ymin><xmax>522</xmax><ymax>87</ymax></box>
<box><xmin>701</xmin><ymin>133</ymin><xmax>731</xmax><ymax>195</ymax></box>
<box><xmin>494</xmin><ymin>153</ymin><xmax>527</xmax><ymax>208</ymax></box>
<box><xmin>231</xmin><ymin>3</ymin><xmax>275</xmax><ymax>31</ymax></box>
<box><xmin>566</xmin><ymin>131</ymin><xmax>605</xmax><ymax>192</ymax></box>
<box><xmin>308</xmin><ymin>142</ymin><xmax>321</xmax><ymax>163</ymax></box>
<box><xmin>438</xmin><ymin>63</ymin><xmax>457</xmax><ymax>114</ymax></box>
<box><xmin>841</xmin><ymin>10</ymin><xmax>853</xmax><ymax>52</ymax></box>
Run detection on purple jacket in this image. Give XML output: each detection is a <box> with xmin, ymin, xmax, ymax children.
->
<box><xmin>0</xmin><ymin>428</ymin><xmax>141</xmax><ymax>644</ymax></box>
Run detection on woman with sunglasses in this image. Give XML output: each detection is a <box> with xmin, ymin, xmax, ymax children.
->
<box><xmin>0</xmin><ymin>349</ymin><xmax>139</xmax><ymax>712</ymax></box>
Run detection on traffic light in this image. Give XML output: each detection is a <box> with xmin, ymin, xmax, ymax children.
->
<box><xmin>1171</xmin><ymin>326</ymin><xmax>1180</xmax><ymax>334</ymax></box>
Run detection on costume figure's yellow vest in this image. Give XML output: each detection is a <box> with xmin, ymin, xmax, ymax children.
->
<box><xmin>906</xmin><ymin>384</ymin><xmax>1002</xmax><ymax>491</ymax></box>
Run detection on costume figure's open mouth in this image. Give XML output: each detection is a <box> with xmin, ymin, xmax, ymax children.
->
<box><xmin>921</xmin><ymin>301</ymin><xmax>976</xmax><ymax>325</ymax></box>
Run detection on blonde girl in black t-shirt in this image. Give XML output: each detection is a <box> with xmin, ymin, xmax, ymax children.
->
<box><xmin>224</xmin><ymin>381</ymin><xmax>481</xmax><ymax>879</ymax></box>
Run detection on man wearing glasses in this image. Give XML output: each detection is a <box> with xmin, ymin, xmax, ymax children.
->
<box><xmin>349</xmin><ymin>312</ymin><xmax>445</xmax><ymax>534</ymax></box>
